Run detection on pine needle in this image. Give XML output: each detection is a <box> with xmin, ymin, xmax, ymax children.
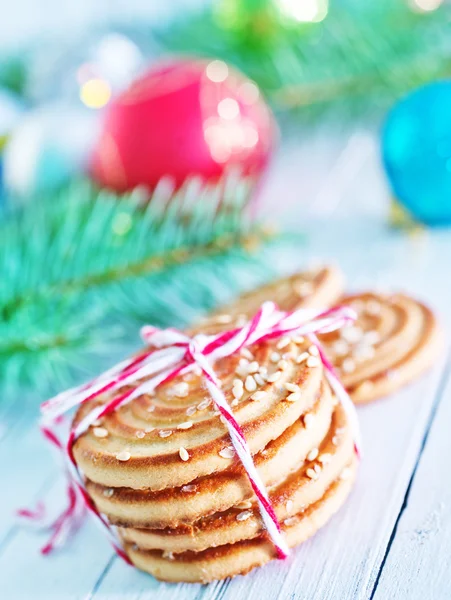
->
<box><xmin>0</xmin><ymin>178</ymin><xmax>294</xmax><ymax>397</ymax></box>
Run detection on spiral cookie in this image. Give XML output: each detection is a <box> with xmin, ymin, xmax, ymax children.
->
<box><xmin>206</xmin><ymin>265</ymin><xmax>343</xmax><ymax>324</ymax></box>
<box><xmin>207</xmin><ymin>274</ymin><xmax>442</xmax><ymax>404</ymax></box>
<box><xmin>320</xmin><ymin>293</ymin><xmax>443</xmax><ymax>404</ymax></box>
<box><xmin>73</xmin><ymin>329</ymin><xmax>358</xmax><ymax>581</ymax></box>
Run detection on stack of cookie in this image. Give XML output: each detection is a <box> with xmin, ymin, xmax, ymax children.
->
<box><xmin>72</xmin><ymin>270</ymin><xmax>356</xmax><ymax>582</ymax></box>
<box><xmin>71</xmin><ymin>265</ymin><xmax>442</xmax><ymax>583</ymax></box>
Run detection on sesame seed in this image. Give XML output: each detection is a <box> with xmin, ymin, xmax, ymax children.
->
<box><xmin>92</xmin><ymin>427</ymin><xmax>108</xmax><ymax>438</ymax></box>
<box><xmin>216</xmin><ymin>314</ymin><xmax>233</xmax><ymax>323</ymax></box>
<box><xmin>304</xmin><ymin>413</ymin><xmax>314</xmax><ymax>429</ymax></box>
<box><xmin>267</xmin><ymin>371</ymin><xmax>281</xmax><ymax>383</ymax></box>
<box><xmin>314</xmin><ymin>463</ymin><xmax>321</xmax><ymax>474</ymax></box>
<box><xmin>239</xmin><ymin>358</ymin><xmax>249</xmax><ymax>367</ymax></box>
<box><xmin>306</xmin><ymin>356</ymin><xmax>320</xmax><ymax>368</ymax></box>
<box><xmin>366</xmin><ymin>300</ymin><xmax>381</xmax><ymax>316</ymax></box>
<box><xmin>332</xmin><ymin>435</ymin><xmax>340</xmax><ymax>446</ymax></box>
<box><xmin>116</xmin><ymin>451</ymin><xmax>131</xmax><ymax>462</ymax></box>
<box><xmin>306</xmin><ymin>467</ymin><xmax>317</xmax><ymax>479</ymax></box>
<box><xmin>236</xmin><ymin>510</ymin><xmax>253</xmax><ymax>522</ymax></box>
<box><xmin>258</xmin><ymin>366</ymin><xmax>268</xmax><ymax>375</ymax></box>
<box><xmin>340</xmin><ymin>467</ymin><xmax>352</xmax><ymax>480</ymax></box>
<box><xmin>278</xmin><ymin>359</ymin><xmax>289</xmax><ymax>370</ymax></box>
<box><xmin>284</xmin><ymin>516</ymin><xmax>297</xmax><ymax>527</ymax></box>
<box><xmin>92</xmin><ymin>419</ymin><xmax>102</xmax><ymax>426</ymax></box>
<box><xmin>296</xmin><ymin>352</ymin><xmax>310</xmax><ymax>364</ymax></box>
<box><xmin>277</xmin><ymin>337</ymin><xmax>290</xmax><ymax>350</ymax></box>
<box><xmin>179</xmin><ymin>447</ymin><xmax>190</xmax><ymax>461</ymax></box>
<box><xmin>181</xmin><ymin>484</ymin><xmax>196</xmax><ymax>492</ymax></box>
<box><xmin>172</xmin><ymin>382</ymin><xmax>189</xmax><ymax>398</ymax></box>
<box><xmin>103</xmin><ymin>488</ymin><xmax>114</xmax><ymax>498</ymax></box>
<box><xmin>293</xmin><ymin>336</ymin><xmax>305</xmax><ymax>345</ymax></box>
<box><xmin>144</xmin><ymin>426</ymin><xmax>155</xmax><ymax>433</ymax></box>
<box><xmin>295</xmin><ymin>281</ymin><xmax>314</xmax><ymax>297</ymax></box>
<box><xmin>353</xmin><ymin>345</ymin><xmax>375</xmax><ymax>361</ymax></box>
<box><xmin>236</xmin><ymin>315</ymin><xmax>247</xmax><ymax>327</ymax></box>
<box><xmin>135</xmin><ymin>430</ymin><xmax>145</xmax><ymax>439</ymax></box>
<box><xmin>177</xmin><ymin>421</ymin><xmax>193</xmax><ymax>430</ymax></box>
<box><xmin>318</xmin><ymin>453</ymin><xmax>332</xmax><ymax>464</ymax></box>
<box><xmin>270</xmin><ymin>352</ymin><xmax>281</xmax><ymax>363</ymax></box>
<box><xmin>159</xmin><ymin>430</ymin><xmax>173</xmax><ymax>438</ymax></box>
<box><xmin>286</xmin><ymin>500</ymin><xmax>294</xmax><ymax>513</ymax></box>
<box><xmin>333</xmin><ymin>340</ymin><xmax>349</xmax><ymax>356</ymax></box>
<box><xmin>364</xmin><ymin>330</ymin><xmax>380</xmax><ymax>345</ymax></box>
<box><xmin>236</xmin><ymin>500</ymin><xmax>252</xmax><ymax>509</ymax></box>
<box><xmin>251</xmin><ymin>391</ymin><xmax>267</xmax><ymax>401</ymax></box>
<box><xmin>308</xmin><ymin>345</ymin><xmax>319</xmax><ymax>356</ymax></box>
<box><xmin>233</xmin><ymin>378</ymin><xmax>244</xmax><ymax>387</ymax></box>
<box><xmin>186</xmin><ymin>406</ymin><xmax>197</xmax><ymax>416</ymax></box>
<box><xmin>341</xmin><ymin>325</ymin><xmax>363</xmax><ymax>344</ymax></box>
<box><xmin>235</xmin><ymin>365</ymin><xmax>249</xmax><ymax>377</ymax></box>
<box><xmin>286</xmin><ymin>392</ymin><xmax>301</xmax><ymax>402</ymax></box>
<box><xmin>231</xmin><ymin>399</ymin><xmax>239</xmax><ymax>407</ymax></box>
<box><xmin>342</xmin><ymin>358</ymin><xmax>356</xmax><ymax>373</ymax></box>
<box><xmin>247</xmin><ymin>361</ymin><xmax>259</xmax><ymax>374</ymax></box>
<box><xmin>285</xmin><ymin>382</ymin><xmax>300</xmax><ymax>393</ymax></box>
<box><xmin>146</xmin><ymin>404</ymin><xmax>155</xmax><ymax>413</ymax></box>
<box><xmin>232</xmin><ymin>386</ymin><xmax>244</xmax><ymax>400</ymax></box>
<box><xmin>219</xmin><ymin>447</ymin><xmax>235</xmax><ymax>459</ymax></box>
<box><xmin>197</xmin><ymin>399</ymin><xmax>211</xmax><ymax>410</ymax></box>
<box><xmin>283</xmin><ymin>352</ymin><xmax>295</xmax><ymax>360</ymax></box>
<box><xmin>245</xmin><ymin>375</ymin><xmax>257</xmax><ymax>392</ymax></box>
<box><xmin>254</xmin><ymin>373</ymin><xmax>265</xmax><ymax>386</ymax></box>
<box><xmin>241</xmin><ymin>348</ymin><xmax>254</xmax><ymax>360</ymax></box>
<box><xmin>163</xmin><ymin>550</ymin><xmax>174</xmax><ymax>560</ymax></box>
<box><xmin>307</xmin><ymin>448</ymin><xmax>319</xmax><ymax>461</ymax></box>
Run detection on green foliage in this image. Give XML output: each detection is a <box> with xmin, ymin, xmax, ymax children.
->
<box><xmin>156</xmin><ymin>0</ymin><xmax>451</xmax><ymax>120</ymax></box>
<box><xmin>0</xmin><ymin>178</ymin><xmax>289</xmax><ymax>397</ymax></box>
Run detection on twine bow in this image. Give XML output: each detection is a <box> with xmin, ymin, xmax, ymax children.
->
<box><xmin>20</xmin><ymin>301</ymin><xmax>361</xmax><ymax>561</ymax></box>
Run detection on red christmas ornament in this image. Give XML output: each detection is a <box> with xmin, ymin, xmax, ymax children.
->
<box><xmin>90</xmin><ymin>58</ymin><xmax>276</xmax><ymax>192</ymax></box>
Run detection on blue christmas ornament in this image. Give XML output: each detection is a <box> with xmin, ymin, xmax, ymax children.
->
<box><xmin>382</xmin><ymin>81</ymin><xmax>451</xmax><ymax>226</ymax></box>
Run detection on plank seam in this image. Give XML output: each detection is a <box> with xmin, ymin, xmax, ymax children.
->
<box><xmin>86</xmin><ymin>553</ymin><xmax>116</xmax><ymax>600</ymax></box>
<box><xmin>369</xmin><ymin>355</ymin><xmax>451</xmax><ymax>600</ymax></box>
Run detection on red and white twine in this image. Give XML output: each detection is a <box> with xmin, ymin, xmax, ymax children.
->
<box><xmin>19</xmin><ymin>301</ymin><xmax>361</xmax><ymax>562</ymax></box>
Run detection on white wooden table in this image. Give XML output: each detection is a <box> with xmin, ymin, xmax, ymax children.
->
<box><xmin>2</xmin><ymin>128</ymin><xmax>451</xmax><ymax>599</ymax></box>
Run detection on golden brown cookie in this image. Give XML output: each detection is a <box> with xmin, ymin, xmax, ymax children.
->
<box><xmin>73</xmin><ymin>301</ymin><xmax>358</xmax><ymax>583</ymax></box>
<box><xmin>206</xmin><ymin>265</ymin><xmax>344</xmax><ymax>324</ymax></box>
<box><xmin>320</xmin><ymin>293</ymin><xmax>443</xmax><ymax>404</ymax></box>
<box><xmin>124</xmin><ymin>457</ymin><xmax>357</xmax><ymax>583</ymax></box>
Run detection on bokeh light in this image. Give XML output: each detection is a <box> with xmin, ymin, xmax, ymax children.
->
<box><xmin>278</xmin><ymin>0</ymin><xmax>329</xmax><ymax>23</ymax></box>
<box><xmin>80</xmin><ymin>78</ymin><xmax>112</xmax><ymax>109</ymax></box>
<box><xmin>206</xmin><ymin>60</ymin><xmax>229</xmax><ymax>83</ymax></box>
<box><xmin>410</xmin><ymin>0</ymin><xmax>443</xmax><ymax>12</ymax></box>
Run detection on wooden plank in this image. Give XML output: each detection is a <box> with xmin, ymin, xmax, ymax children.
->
<box><xmin>373</xmin><ymin>366</ymin><xmax>451</xmax><ymax>600</ymax></box>
<box><xmin>0</xmin><ymin>475</ymin><xmax>114</xmax><ymax>600</ymax></box>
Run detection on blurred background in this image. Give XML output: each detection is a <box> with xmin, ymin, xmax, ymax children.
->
<box><xmin>1</xmin><ymin>0</ymin><xmax>451</xmax><ymax>399</ymax></box>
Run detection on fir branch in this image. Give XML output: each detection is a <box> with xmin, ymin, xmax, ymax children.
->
<box><xmin>154</xmin><ymin>1</ymin><xmax>451</xmax><ymax>118</ymax></box>
<box><xmin>0</xmin><ymin>178</ymin><xmax>291</xmax><ymax>396</ymax></box>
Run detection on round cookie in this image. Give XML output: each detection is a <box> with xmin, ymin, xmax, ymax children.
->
<box><xmin>87</xmin><ymin>383</ymin><xmax>334</xmax><ymax>528</ymax></box>
<box><xmin>320</xmin><ymin>293</ymin><xmax>443</xmax><ymax>404</ymax></box>
<box><xmin>207</xmin><ymin>265</ymin><xmax>344</xmax><ymax>322</ymax></box>
<box><xmin>118</xmin><ymin>402</ymin><xmax>353</xmax><ymax>552</ymax></box>
<box><xmin>124</xmin><ymin>458</ymin><xmax>357</xmax><ymax>583</ymax></box>
<box><xmin>73</xmin><ymin>336</ymin><xmax>325</xmax><ymax>491</ymax></box>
